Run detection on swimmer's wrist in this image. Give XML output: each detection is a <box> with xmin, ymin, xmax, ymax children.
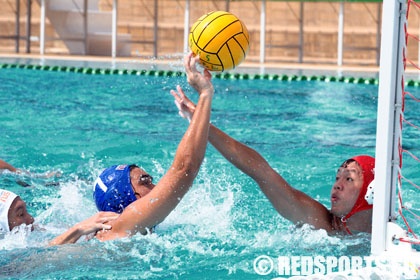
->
<box><xmin>200</xmin><ymin>87</ymin><xmax>214</xmax><ymax>96</ymax></box>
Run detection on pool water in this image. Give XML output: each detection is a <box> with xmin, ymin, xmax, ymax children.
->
<box><xmin>0</xmin><ymin>66</ymin><xmax>419</xmax><ymax>279</ymax></box>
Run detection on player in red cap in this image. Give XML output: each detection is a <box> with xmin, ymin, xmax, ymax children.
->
<box><xmin>172</xmin><ymin>87</ymin><xmax>375</xmax><ymax>235</ymax></box>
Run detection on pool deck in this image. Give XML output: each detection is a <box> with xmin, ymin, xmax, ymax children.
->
<box><xmin>1</xmin><ymin>53</ymin><xmax>419</xmax><ymax>80</ymax></box>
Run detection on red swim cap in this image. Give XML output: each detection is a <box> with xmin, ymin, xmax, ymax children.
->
<box><xmin>342</xmin><ymin>155</ymin><xmax>375</xmax><ymax>222</ymax></box>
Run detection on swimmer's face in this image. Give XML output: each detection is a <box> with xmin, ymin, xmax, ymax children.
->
<box><xmin>330</xmin><ymin>161</ymin><xmax>364</xmax><ymax>217</ymax></box>
<box><xmin>130</xmin><ymin>167</ymin><xmax>155</xmax><ymax>199</ymax></box>
<box><xmin>8</xmin><ymin>197</ymin><xmax>34</xmax><ymax>231</ymax></box>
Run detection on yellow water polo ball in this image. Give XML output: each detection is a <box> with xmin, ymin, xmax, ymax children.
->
<box><xmin>189</xmin><ymin>11</ymin><xmax>250</xmax><ymax>72</ymax></box>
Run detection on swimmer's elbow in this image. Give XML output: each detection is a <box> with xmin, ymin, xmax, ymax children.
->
<box><xmin>173</xmin><ymin>154</ymin><xmax>203</xmax><ymax>177</ymax></box>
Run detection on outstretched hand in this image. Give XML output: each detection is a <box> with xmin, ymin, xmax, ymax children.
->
<box><xmin>49</xmin><ymin>211</ymin><xmax>120</xmax><ymax>246</ymax></box>
<box><xmin>184</xmin><ymin>52</ymin><xmax>214</xmax><ymax>96</ymax></box>
<box><xmin>78</xmin><ymin>211</ymin><xmax>119</xmax><ymax>235</ymax></box>
<box><xmin>171</xmin><ymin>52</ymin><xmax>213</xmax><ymax>121</ymax></box>
<box><xmin>170</xmin><ymin>85</ymin><xmax>196</xmax><ymax>122</ymax></box>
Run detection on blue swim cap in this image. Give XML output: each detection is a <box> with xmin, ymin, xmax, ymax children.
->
<box><xmin>93</xmin><ymin>165</ymin><xmax>137</xmax><ymax>213</ymax></box>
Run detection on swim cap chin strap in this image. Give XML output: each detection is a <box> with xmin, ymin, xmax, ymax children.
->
<box><xmin>341</xmin><ymin>155</ymin><xmax>375</xmax><ymax>235</ymax></box>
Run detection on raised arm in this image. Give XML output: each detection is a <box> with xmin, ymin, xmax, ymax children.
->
<box><xmin>171</xmin><ymin>88</ymin><xmax>333</xmax><ymax>231</ymax></box>
<box><xmin>209</xmin><ymin>125</ymin><xmax>332</xmax><ymax>229</ymax></box>
<box><xmin>96</xmin><ymin>53</ymin><xmax>214</xmax><ymax>240</ymax></box>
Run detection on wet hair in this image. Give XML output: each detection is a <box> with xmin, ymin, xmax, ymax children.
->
<box><xmin>129</xmin><ymin>164</ymin><xmax>139</xmax><ymax>171</ymax></box>
<box><xmin>340</xmin><ymin>158</ymin><xmax>356</xmax><ymax>169</ymax></box>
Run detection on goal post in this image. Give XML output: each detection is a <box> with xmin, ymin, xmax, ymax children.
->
<box><xmin>371</xmin><ymin>0</ymin><xmax>406</xmax><ymax>256</ymax></box>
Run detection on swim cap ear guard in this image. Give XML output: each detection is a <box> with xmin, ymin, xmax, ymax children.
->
<box><xmin>93</xmin><ymin>165</ymin><xmax>137</xmax><ymax>213</ymax></box>
<box><xmin>364</xmin><ymin>179</ymin><xmax>374</xmax><ymax>205</ymax></box>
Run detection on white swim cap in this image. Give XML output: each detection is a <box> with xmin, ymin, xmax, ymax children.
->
<box><xmin>0</xmin><ymin>189</ymin><xmax>18</xmax><ymax>233</ymax></box>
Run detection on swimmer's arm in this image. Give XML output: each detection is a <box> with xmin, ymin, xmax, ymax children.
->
<box><xmin>107</xmin><ymin>167</ymin><xmax>201</xmax><ymax>238</ymax></box>
<box><xmin>98</xmin><ymin>54</ymin><xmax>214</xmax><ymax>240</ymax></box>
<box><xmin>0</xmin><ymin>159</ymin><xmax>61</xmax><ymax>180</ymax></box>
<box><xmin>171</xmin><ymin>86</ymin><xmax>333</xmax><ymax>230</ymax></box>
<box><xmin>49</xmin><ymin>212</ymin><xmax>119</xmax><ymax>246</ymax></box>
<box><xmin>0</xmin><ymin>159</ymin><xmax>18</xmax><ymax>172</ymax></box>
<box><xmin>257</xmin><ymin>167</ymin><xmax>333</xmax><ymax>230</ymax></box>
<box><xmin>0</xmin><ymin>159</ymin><xmax>33</xmax><ymax>175</ymax></box>
<box><xmin>0</xmin><ymin>160</ymin><xmax>31</xmax><ymax>187</ymax></box>
<box><xmin>208</xmin><ymin>125</ymin><xmax>333</xmax><ymax>231</ymax></box>
<box><xmin>104</xmin><ymin>89</ymin><xmax>213</xmax><ymax>238</ymax></box>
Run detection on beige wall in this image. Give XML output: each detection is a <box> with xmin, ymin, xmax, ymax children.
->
<box><xmin>1</xmin><ymin>0</ymin><xmax>419</xmax><ymax>66</ymax></box>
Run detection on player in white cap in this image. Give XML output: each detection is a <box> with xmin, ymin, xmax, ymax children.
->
<box><xmin>0</xmin><ymin>189</ymin><xmax>33</xmax><ymax>234</ymax></box>
<box><xmin>0</xmin><ymin>188</ymin><xmax>118</xmax><ymax>245</ymax></box>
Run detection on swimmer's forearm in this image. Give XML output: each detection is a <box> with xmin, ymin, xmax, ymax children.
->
<box><xmin>48</xmin><ymin>226</ymin><xmax>84</xmax><ymax>246</ymax></box>
<box><xmin>155</xmin><ymin>90</ymin><xmax>213</xmax><ymax>213</ymax></box>
<box><xmin>172</xmin><ymin>53</ymin><xmax>214</xmax><ymax>174</ymax></box>
<box><xmin>0</xmin><ymin>159</ymin><xmax>61</xmax><ymax>180</ymax></box>
<box><xmin>49</xmin><ymin>212</ymin><xmax>117</xmax><ymax>245</ymax></box>
<box><xmin>209</xmin><ymin>125</ymin><xmax>333</xmax><ymax>229</ymax></box>
<box><xmin>208</xmin><ymin>124</ymin><xmax>270</xmax><ymax>180</ymax></box>
<box><xmin>0</xmin><ymin>159</ymin><xmax>17</xmax><ymax>172</ymax></box>
<box><xmin>175</xmin><ymin>90</ymin><xmax>213</xmax><ymax>166</ymax></box>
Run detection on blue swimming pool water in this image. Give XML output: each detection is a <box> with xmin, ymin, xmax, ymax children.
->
<box><xmin>0</xmin><ymin>65</ymin><xmax>419</xmax><ymax>279</ymax></box>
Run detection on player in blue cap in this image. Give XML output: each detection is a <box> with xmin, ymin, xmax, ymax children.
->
<box><xmin>93</xmin><ymin>164</ymin><xmax>151</xmax><ymax>214</ymax></box>
<box><xmin>92</xmin><ymin>53</ymin><xmax>214</xmax><ymax>241</ymax></box>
